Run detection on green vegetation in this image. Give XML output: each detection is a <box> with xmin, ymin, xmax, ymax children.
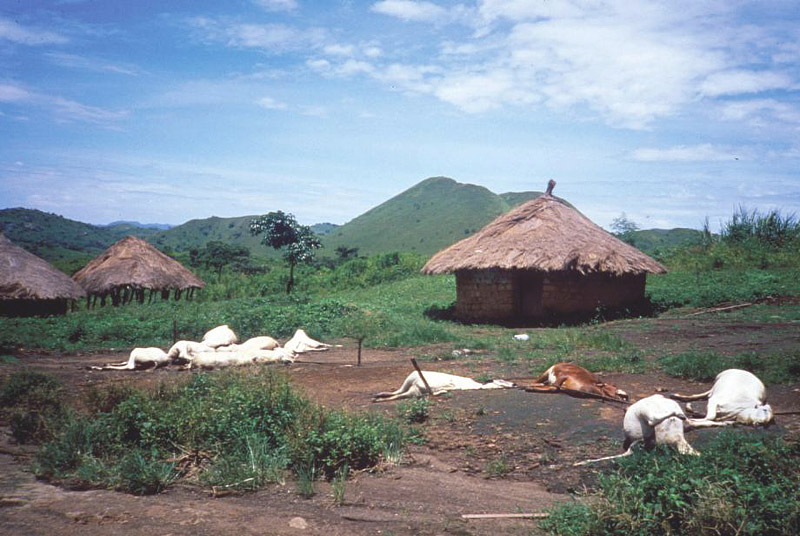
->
<box><xmin>659</xmin><ymin>349</ymin><xmax>800</xmax><ymax>384</ymax></box>
<box><xmin>0</xmin><ymin>371</ymin><xmax>67</xmax><ymax>444</ymax></box>
<box><xmin>541</xmin><ymin>432</ymin><xmax>800</xmax><ymax>536</ymax></box>
<box><xmin>397</xmin><ymin>398</ymin><xmax>431</xmax><ymax>423</ymax></box>
<box><xmin>25</xmin><ymin>368</ymin><xmax>408</xmax><ymax>495</ymax></box>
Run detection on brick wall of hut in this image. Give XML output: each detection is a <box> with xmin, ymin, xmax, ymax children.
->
<box><xmin>454</xmin><ymin>269</ymin><xmax>646</xmax><ymax>322</ymax></box>
<box><xmin>455</xmin><ymin>269</ymin><xmax>516</xmax><ymax>321</ymax></box>
<box><xmin>540</xmin><ymin>272</ymin><xmax>646</xmax><ymax>314</ymax></box>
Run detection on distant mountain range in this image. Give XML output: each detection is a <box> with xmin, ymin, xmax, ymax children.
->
<box><xmin>0</xmin><ymin>177</ymin><xmax>702</xmax><ymax>269</ymax></box>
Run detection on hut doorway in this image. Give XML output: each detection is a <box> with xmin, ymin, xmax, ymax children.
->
<box><xmin>515</xmin><ymin>272</ymin><xmax>543</xmax><ymax>318</ymax></box>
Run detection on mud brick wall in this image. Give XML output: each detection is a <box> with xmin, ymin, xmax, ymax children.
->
<box><xmin>542</xmin><ymin>272</ymin><xmax>646</xmax><ymax>314</ymax></box>
<box><xmin>455</xmin><ymin>269</ymin><xmax>515</xmax><ymax>321</ymax></box>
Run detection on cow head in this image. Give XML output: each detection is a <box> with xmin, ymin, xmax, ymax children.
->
<box><xmin>597</xmin><ymin>381</ymin><xmax>629</xmax><ymax>401</ymax></box>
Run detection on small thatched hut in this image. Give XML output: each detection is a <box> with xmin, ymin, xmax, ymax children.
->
<box><xmin>73</xmin><ymin>236</ymin><xmax>204</xmax><ymax>306</ymax></box>
<box><xmin>422</xmin><ymin>181</ymin><xmax>666</xmax><ymax>322</ymax></box>
<box><xmin>0</xmin><ymin>234</ymin><xmax>86</xmax><ymax>316</ymax></box>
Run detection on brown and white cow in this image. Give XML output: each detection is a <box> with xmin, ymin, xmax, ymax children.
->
<box><xmin>524</xmin><ymin>363</ymin><xmax>629</xmax><ymax>402</ymax></box>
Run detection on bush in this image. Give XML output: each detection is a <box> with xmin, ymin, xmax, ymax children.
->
<box><xmin>34</xmin><ymin>369</ymin><xmax>408</xmax><ymax>494</ymax></box>
<box><xmin>542</xmin><ymin>432</ymin><xmax>800</xmax><ymax>536</ymax></box>
<box><xmin>397</xmin><ymin>398</ymin><xmax>431</xmax><ymax>423</ymax></box>
<box><xmin>0</xmin><ymin>371</ymin><xmax>66</xmax><ymax>444</ymax></box>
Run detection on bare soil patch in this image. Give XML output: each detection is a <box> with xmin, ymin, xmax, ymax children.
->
<box><xmin>2</xmin><ymin>312</ymin><xmax>799</xmax><ymax>535</ymax></box>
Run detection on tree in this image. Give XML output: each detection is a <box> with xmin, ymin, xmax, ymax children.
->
<box><xmin>249</xmin><ymin>211</ymin><xmax>321</xmax><ymax>294</ymax></box>
<box><xmin>610</xmin><ymin>213</ymin><xmax>640</xmax><ymax>245</ymax></box>
<box><xmin>333</xmin><ymin>307</ymin><xmax>386</xmax><ymax>366</ymax></box>
<box><xmin>190</xmin><ymin>241</ymin><xmax>250</xmax><ymax>280</ymax></box>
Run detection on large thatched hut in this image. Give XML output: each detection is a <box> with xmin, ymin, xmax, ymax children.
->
<box><xmin>73</xmin><ymin>236</ymin><xmax>204</xmax><ymax>306</ymax></box>
<box><xmin>422</xmin><ymin>181</ymin><xmax>666</xmax><ymax>322</ymax></box>
<box><xmin>0</xmin><ymin>234</ymin><xmax>86</xmax><ymax>316</ymax></box>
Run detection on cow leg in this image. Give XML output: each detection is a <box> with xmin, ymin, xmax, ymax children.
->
<box><xmin>523</xmin><ymin>384</ymin><xmax>561</xmax><ymax>393</ymax></box>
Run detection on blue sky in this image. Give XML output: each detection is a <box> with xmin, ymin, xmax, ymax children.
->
<box><xmin>1</xmin><ymin>1</ymin><xmax>798</xmax><ymax>232</ymax></box>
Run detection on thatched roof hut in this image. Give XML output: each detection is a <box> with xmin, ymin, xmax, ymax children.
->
<box><xmin>422</xmin><ymin>181</ymin><xmax>666</xmax><ymax>322</ymax></box>
<box><xmin>0</xmin><ymin>234</ymin><xmax>86</xmax><ymax>316</ymax></box>
<box><xmin>73</xmin><ymin>236</ymin><xmax>204</xmax><ymax>306</ymax></box>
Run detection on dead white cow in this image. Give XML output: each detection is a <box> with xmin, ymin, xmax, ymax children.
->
<box><xmin>251</xmin><ymin>347</ymin><xmax>296</xmax><ymax>364</ymax></box>
<box><xmin>373</xmin><ymin>371</ymin><xmax>515</xmax><ymax>402</ymax></box>
<box><xmin>575</xmin><ymin>394</ymin><xmax>698</xmax><ymax>466</ymax></box>
<box><xmin>167</xmin><ymin>340</ymin><xmax>214</xmax><ymax>360</ymax></box>
<box><xmin>201</xmin><ymin>324</ymin><xmax>239</xmax><ymax>349</ymax></box>
<box><xmin>216</xmin><ymin>336</ymin><xmax>280</xmax><ymax>353</ymax></box>
<box><xmin>91</xmin><ymin>347</ymin><xmax>172</xmax><ymax>371</ymax></box>
<box><xmin>283</xmin><ymin>329</ymin><xmax>336</xmax><ymax>354</ymax></box>
<box><xmin>188</xmin><ymin>350</ymin><xmax>257</xmax><ymax>370</ymax></box>
<box><xmin>671</xmin><ymin>369</ymin><xmax>774</xmax><ymax>427</ymax></box>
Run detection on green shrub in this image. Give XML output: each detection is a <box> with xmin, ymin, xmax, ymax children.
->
<box><xmin>1</xmin><ymin>371</ymin><xmax>66</xmax><ymax>444</ymax></box>
<box><xmin>34</xmin><ymin>369</ymin><xmax>408</xmax><ymax>494</ymax></box>
<box><xmin>397</xmin><ymin>398</ymin><xmax>431</xmax><ymax>423</ymax></box>
<box><xmin>542</xmin><ymin>432</ymin><xmax>800</xmax><ymax>536</ymax></box>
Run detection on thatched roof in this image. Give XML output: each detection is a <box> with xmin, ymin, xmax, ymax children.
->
<box><xmin>0</xmin><ymin>234</ymin><xmax>86</xmax><ymax>300</ymax></box>
<box><xmin>73</xmin><ymin>236</ymin><xmax>204</xmax><ymax>295</ymax></box>
<box><xmin>422</xmin><ymin>181</ymin><xmax>666</xmax><ymax>276</ymax></box>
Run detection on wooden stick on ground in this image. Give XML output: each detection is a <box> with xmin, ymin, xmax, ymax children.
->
<box><xmin>410</xmin><ymin>357</ymin><xmax>434</xmax><ymax>395</ymax></box>
<box><xmin>461</xmin><ymin>513</ymin><xmax>550</xmax><ymax>520</ymax></box>
<box><xmin>689</xmin><ymin>302</ymin><xmax>752</xmax><ymax>316</ymax></box>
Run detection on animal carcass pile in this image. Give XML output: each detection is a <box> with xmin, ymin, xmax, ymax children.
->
<box><xmin>91</xmin><ymin>325</ymin><xmax>336</xmax><ymax>371</ymax></box>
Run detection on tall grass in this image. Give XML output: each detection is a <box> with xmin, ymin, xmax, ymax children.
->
<box><xmin>659</xmin><ymin>349</ymin><xmax>800</xmax><ymax>384</ymax></box>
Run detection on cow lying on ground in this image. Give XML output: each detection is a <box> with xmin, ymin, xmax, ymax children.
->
<box><xmin>373</xmin><ymin>371</ymin><xmax>515</xmax><ymax>402</ymax></box>
<box><xmin>187</xmin><ymin>347</ymin><xmax>296</xmax><ymax>370</ymax></box>
<box><xmin>201</xmin><ymin>324</ymin><xmax>239</xmax><ymax>348</ymax></box>
<box><xmin>670</xmin><ymin>369</ymin><xmax>774</xmax><ymax>427</ymax></box>
<box><xmin>524</xmin><ymin>363</ymin><xmax>629</xmax><ymax>402</ymax></box>
<box><xmin>575</xmin><ymin>394</ymin><xmax>698</xmax><ymax>465</ymax></box>
<box><xmin>91</xmin><ymin>347</ymin><xmax>172</xmax><ymax>371</ymax></box>
<box><xmin>283</xmin><ymin>329</ymin><xmax>339</xmax><ymax>354</ymax></box>
<box><xmin>167</xmin><ymin>340</ymin><xmax>214</xmax><ymax>361</ymax></box>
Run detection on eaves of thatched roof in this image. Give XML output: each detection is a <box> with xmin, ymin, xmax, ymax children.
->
<box><xmin>422</xmin><ymin>182</ymin><xmax>666</xmax><ymax>277</ymax></box>
<box><xmin>0</xmin><ymin>234</ymin><xmax>86</xmax><ymax>300</ymax></box>
<box><xmin>73</xmin><ymin>236</ymin><xmax>205</xmax><ymax>295</ymax></box>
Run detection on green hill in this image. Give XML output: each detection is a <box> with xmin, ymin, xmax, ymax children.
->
<box><xmin>320</xmin><ymin>176</ymin><xmax>546</xmax><ymax>257</ymax></box>
<box><xmin>0</xmin><ymin>208</ymin><xmax>160</xmax><ymax>273</ymax></box>
<box><xmin>627</xmin><ymin>228</ymin><xmax>704</xmax><ymax>254</ymax></box>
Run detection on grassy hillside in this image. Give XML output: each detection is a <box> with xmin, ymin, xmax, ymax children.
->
<box><xmin>0</xmin><ymin>208</ymin><xmax>160</xmax><ymax>273</ymax></box>
<box><xmin>321</xmin><ymin>176</ymin><xmax>545</xmax><ymax>257</ymax></box>
<box><xmin>149</xmin><ymin>216</ymin><xmax>274</xmax><ymax>255</ymax></box>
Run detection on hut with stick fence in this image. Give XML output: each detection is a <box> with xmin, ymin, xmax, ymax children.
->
<box><xmin>73</xmin><ymin>236</ymin><xmax>204</xmax><ymax>307</ymax></box>
<box><xmin>0</xmin><ymin>234</ymin><xmax>86</xmax><ymax>316</ymax></box>
<box><xmin>422</xmin><ymin>181</ymin><xmax>666</xmax><ymax>323</ymax></box>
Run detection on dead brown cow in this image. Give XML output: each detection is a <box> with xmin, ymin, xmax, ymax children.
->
<box><xmin>523</xmin><ymin>363</ymin><xmax>629</xmax><ymax>402</ymax></box>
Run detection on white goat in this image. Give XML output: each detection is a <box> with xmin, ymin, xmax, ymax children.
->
<box><xmin>373</xmin><ymin>371</ymin><xmax>515</xmax><ymax>402</ymax></box>
<box><xmin>201</xmin><ymin>324</ymin><xmax>239</xmax><ymax>349</ymax></box>
<box><xmin>91</xmin><ymin>347</ymin><xmax>172</xmax><ymax>371</ymax></box>
<box><xmin>167</xmin><ymin>340</ymin><xmax>214</xmax><ymax>361</ymax></box>
<box><xmin>283</xmin><ymin>329</ymin><xmax>336</xmax><ymax>354</ymax></box>
<box><xmin>671</xmin><ymin>369</ymin><xmax>773</xmax><ymax>427</ymax></box>
<box><xmin>575</xmin><ymin>394</ymin><xmax>698</xmax><ymax>466</ymax></box>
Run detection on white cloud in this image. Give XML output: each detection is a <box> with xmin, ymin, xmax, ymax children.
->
<box><xmin>187</xmin><ymin>17</ymin><xmax>325</xmax><ymax>53</ymax></box>
<box><xmin>324</xmin><ymin>43</ymin><xmax>355</xmax><ymax>56</ymax></box>
<box><xmin>719</xmin><ymin>99</ymin><xmax>800</xmax><ymax>125</ymax></box>
<box><xmin>45</xmin><ymin>52</ymin><xmax>141</xmax><ymax>76</ymax></box>
<box><xmin>0</xmin><ymin>17</ymin><xmax>68</xmax><ymax>45</ymax></box>
<box><xmin>256</xmin><ymin>96</ymin><xmax>287</xmax><ymax>110</ymax></box>
<box><xmin>363</xmin><ymin>45</ymin><xmax>383</xmax><ymax>58</ymax></box>
<box><xmin>252</xmin><ymin>0</ymin><xmax>298</xmax><ymax>12</ymax></box>
<box><xmin>371</xmin><ymin>0</ymin><xmax>448</xmax><ymax>22</ymax></box>
<box><xmin>629</xmin><ymin>144</ymin><xmax>738</xmax><ymax>162</ymax></box>
<box><xmin>0</xmin><ymin>82</ymin><xmax>127</xmax><ymax>124</ymax></box>
<box><xmin>700</xmin><ymin>70</ymin><xmax>794</xmax><ymax>97</ymax></box>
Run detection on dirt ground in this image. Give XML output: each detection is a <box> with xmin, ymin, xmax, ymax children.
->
<box><xmin>2</xmin><ymin>312</ymin><xmax>799</xmax><ymax>536</ymax></box>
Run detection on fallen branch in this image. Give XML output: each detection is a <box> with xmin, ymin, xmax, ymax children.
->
<box><xmin>689</xmin><ymin>302</ymin><xmax>752</xmax><ymax>316</ymax></box>
<box><xmin>461</xmin><ymin>513</ymin><xmax>550</xmax><ymax>520</ymax></box>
